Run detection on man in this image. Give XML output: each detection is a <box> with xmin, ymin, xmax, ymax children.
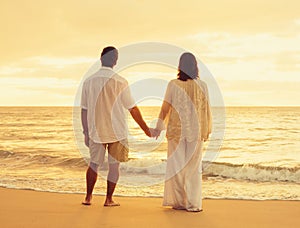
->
<box><xmin>81</xmin><ymin>46</ymin><xmax>154</xmax><ymax>206</ymax></box>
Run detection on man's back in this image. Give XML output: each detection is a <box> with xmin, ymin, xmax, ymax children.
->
<box><xmin>81</xmin><ymin>67</ymin><xmax>135</xmax><ymax>143</ymax></box>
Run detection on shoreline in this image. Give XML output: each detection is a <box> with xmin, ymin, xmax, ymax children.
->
<box><xmin>1</xmin><ymin>186</ymin><xmax>300</xmax><ymax>201</ymax></box>
<box><xmin>1</xmin><ymin>187</ymin><xmax>300</xmax><ymax>228</ymax></box>
<box><xmin>1</xmin><ymin>185</ymin><xmax>299</xmax><ymax>201</ymax></box>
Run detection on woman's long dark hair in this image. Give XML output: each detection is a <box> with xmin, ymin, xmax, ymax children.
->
<box><xmin>177</xmin><ymin>52</ymin><xmax>199</xmax><ymax>81</ymax></box>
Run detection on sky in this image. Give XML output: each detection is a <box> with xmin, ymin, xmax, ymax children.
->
<box><xmin>0</xmin><ymin>0</ymin><xmax>299</xmax><ymax>106</ymax></box>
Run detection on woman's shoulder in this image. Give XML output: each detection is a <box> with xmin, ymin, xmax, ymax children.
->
<box><xmin>169</xmin><ymin>79</ymin><xmax>177</xmax><ymax>84</ymax></box>
<box><xmin>167</xmin><ymin>79</ymin><xmax>178</xmax><ymax>87</ymax></box>
<box><xmin>192</xmin><ymin>79</ymin><xmax>207</xmax><ymax>95</ymax></box>
<box><xmin>196</xmin><ymin>79</ymin><xmax>207</xmax><ymax>87</ymax></box>
<box><xmin>169</xmin><ymin>78</ymin><xmax>207</xmax><ymax>88</ymax></box>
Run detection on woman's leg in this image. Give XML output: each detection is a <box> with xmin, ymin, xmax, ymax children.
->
<box><xmin>163</xmin><ymin>139</ymin><xmax>187</xmax><ymax>208</ymax></box>
<box><xmin>184</xmin><ymin>140</ymin><xmax>203</xmax><ymax>211</ymax></box>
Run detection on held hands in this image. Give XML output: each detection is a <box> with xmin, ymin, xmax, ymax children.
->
<box><xmin>145</xmin><ymin>128</ymin><xmax>161</xmax><ymax>139</ymax></box>
<box><xmin>84</xmin><ymin>128</ymin><xmax>161</xmax><ymax>147</ymax></box>
<box><xmin>150</xmin><ymin>128</ymin><xmax>161</xmax><ymax>139</ymax></box>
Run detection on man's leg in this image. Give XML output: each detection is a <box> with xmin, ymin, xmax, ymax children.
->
<box><xmin>82</xmin><ymin>140</ymin><xmax>105</xmax><ymax>205</ymax></box>
<box><xmin>104</xmin><ymin>140</ymin><xmax>127</xmax><ymax>206</ymax></box>
<box><xmin>104</xmin><ymin>162</ymin><xmax>120</xmax><ymax>206</ymax></box>
<box><xmin>82</xmin><ymin>162</ymin><xmax>99</xmax><ymax>205</ymax></box>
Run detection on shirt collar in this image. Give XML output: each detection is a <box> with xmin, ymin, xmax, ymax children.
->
<box><xmin>101</xmin><ymin>66</ymin><xmax>113</xmax><ymax>70</ymax></box>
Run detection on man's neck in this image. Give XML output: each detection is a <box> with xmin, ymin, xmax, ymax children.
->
<box><xmin>101</xmin><ymin>65</ymin><xmax>113</xmax><ymax>69</ymax></box>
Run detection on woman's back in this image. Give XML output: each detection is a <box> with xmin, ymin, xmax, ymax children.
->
<box><xmin>166</xmin><ymin>78</ymin><xmax>211</xmax><ymax>142</ymax></box>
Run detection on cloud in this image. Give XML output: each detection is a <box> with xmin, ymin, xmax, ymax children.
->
<box><xmin>273</xmin><ymin>51</ymin><xmax>300</xmax><ymax>72</ymax></box>
<box><xmin>27</xmin><ymin>56</ymin><xmax>94</xmax><ymax>68</ymax></box>
<box><xmin>294</xmin><ymin>19</ymin><xmax>300</xmax><ymax>26</ymax></box>
<box><xmin>0</xmin><ymin>56</ymin><xmax>95</xmax><ymax>80</ymax></box>
<box><xmin>1</xmin><ymin>1</ymin><xmax>299</xmax><ymax>106</ymax></box>
<box><xmin>0</xmin><ymin>66</ymin><xmax>36</xmax><ymax>75</ymax></box>
<box><xmin>187</xmin><ymin>29</ymin><xmax>300</xmax><ymax>85</ymax></box>
<box><xmin>0</xmin><ymin>77</ymin><xmax>79</xmax><ymax>106</ymax></box>
<box><xmin>0</xmin><ymin>77</ymin><xmax>78</xmax><ymax>90</ymax></box>
<box><xmin>188</xmin><ymin>31</ymin><xmax>300</xmax><ymax>60</ymax></box>
<box><xmin>218</xmin><ymin>80</ymin><xmax>300</xmax><ymax>106</ymax></box>
<box><xmin>1</xmin><ymin>1</ymin><xmax>300</xmax><ymax>63</ymax></box>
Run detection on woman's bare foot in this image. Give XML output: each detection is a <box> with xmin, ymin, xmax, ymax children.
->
<box><xmin>172</xmin><ymin>206</ymin><xmax>186</xmax><ymax>210</ymax></box>
<box><xmin>186</xmin><ymin>208</ymin><xmax>203</xmax><ymax>212</ymax></box>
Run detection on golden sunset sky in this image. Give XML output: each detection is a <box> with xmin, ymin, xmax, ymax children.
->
<box><xmin>0</xmin><ymin>0</ymin><xmax>299</xmax><ymax>106</ymax></box>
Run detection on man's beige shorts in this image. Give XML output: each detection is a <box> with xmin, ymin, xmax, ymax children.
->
<box><xmin>89</xmin><ymin>139</ymin><xmax>129</xmax><ymax>165</ymax></box>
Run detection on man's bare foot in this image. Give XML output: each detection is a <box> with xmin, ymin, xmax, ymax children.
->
<box><xmin>82</xmin><ymin>196</ymin><xmax>92</xmax><ymax>206</ymax></box>
<box><xmin>104</xmin><ymin>199</ymin><xmax>120</xmax><ymax>207</ymax></box>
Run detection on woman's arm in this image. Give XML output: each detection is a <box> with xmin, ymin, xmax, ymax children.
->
<box><xmin>204</xmin><ymin>82</ymin><xmax>212</xmax><ymax>141</ymax></box>
<box><xmin>156</xmin><ymin>101</ymin><xmax>171</xmax><ymax>133</ymax></box>
<box><xmin>159</xmin><ymin>101</ymin><xmax>171</xmax><ymax>122</ymax></box>
<box><xmin>155</xmin><ymin>81</ymin><xmax>172</xmax><ymax>138</ymax></box>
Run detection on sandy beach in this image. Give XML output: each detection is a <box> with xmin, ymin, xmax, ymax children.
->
<box><xmin>0</xmin><ymin>187</ymin><xmax>299</xmax><ymax>228</ymax></box>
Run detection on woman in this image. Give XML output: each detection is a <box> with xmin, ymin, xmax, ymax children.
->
<box><xmin>156</xmin><ymin>52</ymin><xmax>212</xmax><ymax>212</ymax></box>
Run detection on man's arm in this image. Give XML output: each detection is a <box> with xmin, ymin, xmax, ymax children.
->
<box><xmin>81</xmin><ymin>109</ymin><xmax>89</xmax><ymax>147</ymax></box>
<box><xmin>129</xmin><ymin>106</ymin><xmax>152</xmax><ymax>137</ymax></box>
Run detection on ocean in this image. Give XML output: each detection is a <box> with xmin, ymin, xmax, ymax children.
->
<box><xmin>0</xmin><ymin>106</ymin><xmax>299</xmax><ymax>200</ymax></box>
